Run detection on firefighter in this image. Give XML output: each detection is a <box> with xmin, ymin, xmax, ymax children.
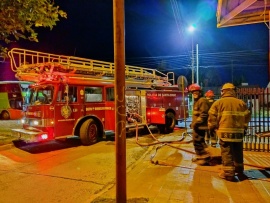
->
<box><xmin>204</xmin><ymin>90</ymin><xmax>217</xmax><ymax>147</ymax></box>
<box><xmin>189</xmin><ymin>83</ymin><xmax>211</xmax><ymax>165</ymax></box>
<box><xmin>208</xmin><ymin>83</ymin><xmax>251</xmax><ymax>181</ymax></box>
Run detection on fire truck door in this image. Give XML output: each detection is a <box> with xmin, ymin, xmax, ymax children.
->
<box><xmin>105</xmin><ymin>87</ymin><xmax>115</xmax><ymax>131</ymax></box>
<box><xmin>54</xmin><ymin>105</ymin><xmax>77</xmax><ymax>137</ymax></box>
<box><xmin>54</xmin><ymin>85</ymin><xmax>80</xmax><ymax>137</ymax></box>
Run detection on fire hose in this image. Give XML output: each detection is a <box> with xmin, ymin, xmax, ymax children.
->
<box><xmin>133</xmin><ymin>120</ymin><xmax>270</xmax><ymax>182</ymax></box>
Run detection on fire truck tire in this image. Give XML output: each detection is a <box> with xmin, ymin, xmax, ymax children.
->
<box><xmin>80</xmin><ymin>119</ymin><xmax>98</xmax><ymax>146</ymax></box>
<box><xmin>164</xmin><ymin>112</ymin><xmax>175</xmax><ymax>133</ymax></box>
<box><xmin>1</xmin><ymin>111</ymin><xmax>10</xmax><ymax>120</ymax></box>
<box><xmin>157</xmin><ymin>124</ymin><xmax>165</xmax><ymax>134</ymax></box>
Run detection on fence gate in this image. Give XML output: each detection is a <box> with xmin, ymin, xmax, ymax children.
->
<box><xmin>237</xmin><ymin>87</ymin><xmax>270</xmax><ymax>152</ymax></box>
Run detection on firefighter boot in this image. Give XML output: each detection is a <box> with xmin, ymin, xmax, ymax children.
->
<box><xmin>218</xmin><ymin>172</ymin><xmax>235</xmax><ymax>181</ymax></box>
<box><xmin>235</xmin><ymin>166</ymin><xmax>248</xmax><ymax>180</ymax></box>
<box><xmin>192</xmin><ymin>153</ymin><xmax>211</xmax><ymax>166</ymax></box>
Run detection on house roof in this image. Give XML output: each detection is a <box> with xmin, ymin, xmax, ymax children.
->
<box><xmin>217</xmin><ymin>0</ymin><xmax>270</xmax><ymax>27</ymax></box>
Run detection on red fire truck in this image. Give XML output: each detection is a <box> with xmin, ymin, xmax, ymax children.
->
<box><xmin>8</xmin><ymin>48</ymin><xmax>189</xmax><ymax>145</ymax></box>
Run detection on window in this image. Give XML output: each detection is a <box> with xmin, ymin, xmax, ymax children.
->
<box><xmin>85</xmin><ymin>87</ymin><xmax>103</xmax><ymax>102</ymax></box>
<box><xmin>106</xmin><ymin>87</ymin><xmax>115</xmax><ymax>101</ymax></box>
<box><xmin>30</xmin><ymin>85</ymin><xmax>54</xmax><ymax>105</ymax></box>
<box><xmin>9</xmin><ymin>98</ymin><xmax>23</xmax><ymax>110</ymax></box>
<box><xmin>0</xmin><ymin>84</ymin><xmax>20</xmax><ymax>93</ymax></box>
<box><xmin>67</xmin><ymin>86</ymin><xmax>77</xmax><ymax>102</ymax></box>
<box><xmin>57</xmin><ymin>84</ymin><xmax>77</xmax><ymax>103</ymax></box>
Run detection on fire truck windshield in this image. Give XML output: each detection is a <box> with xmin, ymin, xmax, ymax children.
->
<box><xmin>29</xmin><ymin>86</ymin><xmax>54</xmax><ymax>105</ymax></box>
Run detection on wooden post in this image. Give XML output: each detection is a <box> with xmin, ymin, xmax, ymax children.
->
<box><xmin>113</xmin><ymin>0</ymin><xmax>126</xmax><ymax>202</ymax></box>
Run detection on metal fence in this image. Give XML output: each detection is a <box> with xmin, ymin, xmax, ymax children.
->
<box><xmin>237</xmin><ymin>87</ymin><xmax>270</xmax><ymax>152</ymax></box>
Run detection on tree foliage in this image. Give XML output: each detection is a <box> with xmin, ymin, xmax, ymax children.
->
<box><xmin>0</xmin><ymin>0</ymin><xmax>67</xmax><ymax>57</ymax></box>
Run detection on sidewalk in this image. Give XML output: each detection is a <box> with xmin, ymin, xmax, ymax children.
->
<box><xmin>92</xmin><ymin>129</ymin><xmax>270</xmax><ymax>203</ymax></box>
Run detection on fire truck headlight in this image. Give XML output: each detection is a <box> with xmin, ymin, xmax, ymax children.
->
<box><xmin>40</xmin><ymin>134</ymin><xmax>48</xmax><ymax>140</ymax></box>
<box><xmin>33</xmin><ymin>120</ymin><xmax>39</xmax><ymax>125</ymax></box>
<box><xmin>21</xmin><ymin>119</ymin><xmax>26</xmax><ymax>124</ymax></box>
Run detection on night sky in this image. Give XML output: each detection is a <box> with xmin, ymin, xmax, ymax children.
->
<box><xmin>10</xmin><ymin>0</ymin><xmax>270</xmax><ymax>87</ymax></box>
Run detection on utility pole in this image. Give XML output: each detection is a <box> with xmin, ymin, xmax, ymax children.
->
<box><xmin>196</xmin><ymin>44</ymin><xmax>199</xmax><ymax>85</ymax></box>
<box><xmin>191</xmin><ymin>36</ymin><xmax>194</xmax><ymax>84</ymax></box>
<box><xmin>188</xmin><ymin>24</ymin><xmax>196</xmax><ymax>84</ymax></box>
<box><xmin>113</xmin><ymin>0</ymin><xmax>126</xmax><ymax>202</ymax></box>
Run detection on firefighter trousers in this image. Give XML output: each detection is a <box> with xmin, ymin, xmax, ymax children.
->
<box><xmin>205</xmin><ymin>129</ymin><xmax>217</xmax><ymax>145</ymax></box>
<box><xmin>219</xmin><ymin>139</ymin><xmax>244</xmax><ymax>177</ymax></box>
<box><xmin>192</xmin><ymin>128</ymin><xmax>209</xmax><ymax>156</ymax></box>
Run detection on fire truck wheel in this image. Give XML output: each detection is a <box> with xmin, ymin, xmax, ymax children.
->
<box><xmin>80</xmin><ymin>119</ymin><xmax>98</xmax><ymax>146</ymax></box>
<box><xmin>1</xmin><ymin>111</ymin><xmax>10</xmax><ymax>120</ymax></box>
<box><xmin>164</xmin><ymin>112</ymin><xmax>175</xmax><ymax>133</ymax></box>
<box><xmin>157</xmin><ymin>124</ymin><xmax>165</xmax><ymax>134</ymax></box>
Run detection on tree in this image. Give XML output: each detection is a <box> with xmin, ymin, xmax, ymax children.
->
<box><xmin>0</xmin><ymin>0</ymin><xmax>67</xmax><ymax>57</ymax></box>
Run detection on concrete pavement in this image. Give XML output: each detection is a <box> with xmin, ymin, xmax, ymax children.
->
<box><xmin>92</xmin><ymin>128</ymin><xmax>270</xmax><ymax>203</ymax></box>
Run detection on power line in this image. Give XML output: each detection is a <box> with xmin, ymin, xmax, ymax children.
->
<box><xmin>126</xmin><ymin>49</ymin><xmax>267</xmax><ymax>70</ymax></box>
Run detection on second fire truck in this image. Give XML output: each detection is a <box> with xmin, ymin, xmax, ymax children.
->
<box><xmin>8</xmin><ymin>48</ymin><xmax>189</xmax><ymax>145</ymax></box>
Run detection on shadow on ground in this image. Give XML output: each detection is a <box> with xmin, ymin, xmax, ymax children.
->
<box><xmin>12</xmin><ymin>137</ymin><xmax>83</xmax><ymax>154</ymax></box>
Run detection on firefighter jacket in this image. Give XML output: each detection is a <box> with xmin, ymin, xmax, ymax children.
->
<box><xmin>191</xmin><ymin>97</ymin><xmax>210</xmax><ymax>130</ymax></box>
<box><xmin>208</xmin><ymin>90</ymin><xmax>251</xmax><ymax>142</ymax></box>
<box><xmin>206</xmin><ymin>98</ymin><xmax>215</xmax><ymax>108</ymax></box>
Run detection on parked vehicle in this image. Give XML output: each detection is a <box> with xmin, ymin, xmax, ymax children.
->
<box><xmin>0</xmin><ymin>81</ymin><xmax>31</xmax><ymax>120</ymax></box>
<box><xmin>8</xmin><ymin>48</ymin><xmax>188</xmax><ymax>145</ymax></box>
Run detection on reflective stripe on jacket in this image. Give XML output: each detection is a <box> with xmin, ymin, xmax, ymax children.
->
<box><xmin>208</xmin><ymin>91</ymin><xmax>251</xmax><ymax>142</ymax></box>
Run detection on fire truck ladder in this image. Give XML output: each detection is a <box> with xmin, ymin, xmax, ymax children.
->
<box><xmin>8</xmin><ymin>48</ymin><xmax>175</xmax><ymax>89</ymax></box>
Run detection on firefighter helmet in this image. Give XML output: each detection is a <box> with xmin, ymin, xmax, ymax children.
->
<box><xmin>221</xmin><ymin>83</ymin><xmax>235</xmax><ymax>90</ymax></box>
<box><xmin>188</xmin><ymin>83</ymin><xmax>201</xmax><ymax>92</ymax></box>
<box><xmin>205</xmin><ymin>90</ymin><xmax>214</xmax><ymax>97</ymax></box>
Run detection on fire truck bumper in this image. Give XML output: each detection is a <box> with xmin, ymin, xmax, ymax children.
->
<box><xmin>12</xmin><ymin>128</ymin><xmax>49</xmax><ymax>143</ymax></box>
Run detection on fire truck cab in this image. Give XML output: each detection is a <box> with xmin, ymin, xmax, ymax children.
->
<box><xmin>8</xmin><ymin>48</ymin><xmax>189</xmax><ymax>145</ymax></box>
